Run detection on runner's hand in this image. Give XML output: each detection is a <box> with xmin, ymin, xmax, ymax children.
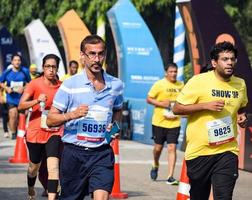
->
<box><xmin>237</xmin><ymin>113</ymin><xmax>247</xmax><ymax>128</ymax></box>
<box><xmin>16</xmin><ymin>86</ymin><xmax>24</xmax><ymax>94</ymax></box>
<box><xmin>106</xmin><ymin>123</ymin><xmax>119</xmax><ymax>139</ymax></box>
<box><xmin>37</xmin><ymin>94</ymin><xmax>47</xmax><ymax>102</ymax></box>
<box><xmin>70</xmin><ymin>105</ymin><xmax>89</xmax><ymax>119</ymax></box>
<box><xmin>160</xmin><ymin>100</ymin><xmax>170</xmax><ymax>108</ymax></box>
<box><xmin>205</xmin><ymin>100</ymin><xmax>225</xmax><ymax>112</ymax></box>
<box><xmin>5</xmin><ymin>86</ymin><xmax>12</xmax><ymax>94</ymax></box>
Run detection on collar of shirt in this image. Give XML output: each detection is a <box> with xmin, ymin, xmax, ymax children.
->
<box><xmin>81</xmin><ymin>69</ymin><xmax>112</xmax><ymax>90</ymax></box>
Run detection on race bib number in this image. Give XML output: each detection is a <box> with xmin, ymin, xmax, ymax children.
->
<box><xmin>77</xmin><ymin>110</ymin><xmax>108</xmax><ymax>141</ymax></box>
<box><xmin>10</xmin><ymin>81</ymin><xmax>23</xmax><ymax>92</ymax></box>
<box><xmin>41</xmin><ymin>110</ymin><xmax>60</xmax><ymax>131</ymax></box>
<box><xmin>207</xmin><ymin>116</ymin><xmax>234</xmax><ymax>146</ymax></box>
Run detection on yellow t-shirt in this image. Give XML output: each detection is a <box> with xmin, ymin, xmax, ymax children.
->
<box><xmin>60</xmin><ymin>73</ymin><xmax>71</xmax><ymax>81</ymax></box>
<box><xmin>176</xmin><ymin>71</ymin><xmax>248</xmax><ymax>160</ymax></box>
<box><xmin>148</xmin><ymin>78</ymin><xmax>184</xmax><ymax>128</ymax></box>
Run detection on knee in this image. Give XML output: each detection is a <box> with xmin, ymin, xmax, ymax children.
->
<box><xmin>47</xmin><ymin>157</ymin><xmax>59</xmax><ymax>180</ymax></box>
<box><xmin>167</xmin><ymin>144</ymin><xmax>176</xmax><ymax>153</ymax></box>
<box><xmin>28</xmin><ymin>162</ymin><xmax>40</xmax><ymax>177</ymax></box>
<box><xmin>9</xmin><ymin>109</ymin><xmax>18</xmax><ymax>119</ymax></box>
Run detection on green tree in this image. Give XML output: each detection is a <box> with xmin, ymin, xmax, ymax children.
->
<box><xmin>0</xmin><ymin>0</ymin><xmax>251</xmax><ymax>71</ymax></box>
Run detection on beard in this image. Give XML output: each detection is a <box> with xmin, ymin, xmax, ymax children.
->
<box><xmin>218</xmin><ymin>67</ymin><xmax>234</xmax><ymax>79</ymax></box>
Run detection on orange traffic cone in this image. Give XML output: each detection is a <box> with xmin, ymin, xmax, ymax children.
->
<box><xmin>176</xmin><ymin>160</ymin><xmax>190</xmax><ymax>200</ymax></box>
<box><xmin>9</xmin><ymin>113</ymin><xmax>29</xmax><ymax>163</ymax></box>
<box><xmin>110</xmin><ymin>138</ymin><xmax>128</xmax><ymax>199</ymax></box>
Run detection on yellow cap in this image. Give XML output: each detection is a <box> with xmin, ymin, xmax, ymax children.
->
<box><xmin>30</xmin><ymin>63</ymin><xmax>37</xmax><ymax>69</ymax></box>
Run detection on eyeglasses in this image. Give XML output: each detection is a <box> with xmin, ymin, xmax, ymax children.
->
<box><xmin>219</xmin><ymin>57</ymin><xmax>237</xmax><ymax>63</ymax></box>
<box><xmin>83</xmin><ymin>51</ymin><xmax>106</xmax><ymax>60</ymax></box>
<box><xmin>44</xmin><ymin>64</ymin><xmax>58</xmax><ymax>70</ymax></box>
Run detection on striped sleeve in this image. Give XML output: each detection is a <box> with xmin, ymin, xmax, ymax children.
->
<box><xmin>53</xmin><ymin>82</ymin><xmax>70</xmax><ymax>112</ymax></box>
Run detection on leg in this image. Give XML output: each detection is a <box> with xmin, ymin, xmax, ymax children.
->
<box><xmin>93</xmin><ymin>189</ymin><xmax>109</xmax><ymax>200</ymax></box>
<box><xmin>47</xmin><ymin>157</ymin><xmax>59</xmax><ymax>200</ymax></box>
<box><xmin>153</xmin><ymin>143</ymin><xmax>163</xmax><ymax>167</ymax></box>
<box><xmin>45</xmin><ymin>136</ymin><xmax>61</xmax><ymax>200</ymax></box>
<box><xmin>89</xmin><ymin>147</ymin><xmax>114</xmax><ymax>200</ymax></box>
<box><xmin>2</xmin><ymin>103</ymin><xmax>9</xmax><ymax>133</ymax></box>
<box><xmin>8</xmin><ymin>106</ymin><xmax>18</xmax><ymax>139</ymax></box>
<box><xmin>26</xmin><ymin>142</ymin><xmax>45</xmax><ymax>199</ymax></box>
<box><xmin>167</xmin><ymin>143</ymin><xmax>176</xmax><ymax>178</ymax></box>
<box><xmin>150</xmin><ymin>125</ymin><xmax>165</xmax><ymax>180</ymax></box>
<box><xmin>212</xmin><ymin>152</ymin><xmax>238</xmax><ymax>200</ymax></box>
<box><xmin>60</xmin><ymin>144</ymin><xmax>88</xmax><ymax>200</ymax></box>
<box><xmin>38</xmin><ymin>153</ymin><xmax>48</xmax><ymax>196</ymax></box>
<box><xmin>165</xmin><ymin>127</ymin><xmax>180</xmax><ymax>184</ymax></box>
<box><xmin>186</xmin><ymin>156</ymin><xmax>212</xmax><ymax>200</ymax></box>
<box><xmin>27</xmin><ymin>162</ymin><xmax>41</xmax><ymax>197</ymax></box>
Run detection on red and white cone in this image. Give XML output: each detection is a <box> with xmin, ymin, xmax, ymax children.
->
<box><xmin>110</xmin><ymin>139</ymin><xmax>128</xmax><ymax>199</ymax></box>
<box><xmin>176</xmin><ymin>160</ymin><xmax>190</xmax><ymax>200</ymax></box>
<box><xmin>9</xmin><ymin>113</ymin><xmax>29</xmax><ymax>163</ymax></box>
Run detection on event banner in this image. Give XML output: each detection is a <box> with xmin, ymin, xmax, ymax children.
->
<box><xmin>57</xmin><ymin>9</ymin><xmax>90</xmax><ymax>71</ymax></box>
<box><xmin>107</xmin><ymin>0</ymin><xmax>164</xmax><ymax>144</ymax></box>
<box><xmin>0</xmin><ymin>26</ymin><xmax>21</xmax><ymax>73</ymax></box>
<box><xmin>24</xmin><ymin>19</ymin><xmax>65</xmax><ymax>78</ymax></box>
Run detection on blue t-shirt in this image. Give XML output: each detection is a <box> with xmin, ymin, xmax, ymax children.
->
<box><xmin>0</xmin><ymin>67</ymin><xmax>31</xmax><ymax>105</ymax></box>
<box><xmin>53</xmin><ymin>69</ymin><xmax>123</xmax><ymax>148</ymax></box>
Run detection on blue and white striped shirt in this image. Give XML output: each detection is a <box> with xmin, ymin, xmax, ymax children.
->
<box><xmin>53</xmin><ymin>69</ymin><xmax>123</xmax><ymax>147</ymax></box>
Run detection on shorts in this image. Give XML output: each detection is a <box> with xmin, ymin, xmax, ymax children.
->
<box><xmin>7</xmin><ymin>103</ymin><xmax>17</xmax><ymax>109</ymax></box>
<box><xmin>60</xmin><ymin>143</ymin><xmax>115</xmax><ymax>200</ymax></box>
<box><xmin>152</xmin><ymin>125</ymin><xmax>180</xmax><ymax>145</ymax></box>
<box><xmin>26</xmin><ymin>135</ymin><xmax>62</xmax><ymax>164</ymax></box>
<box><xmin>186</xmin><ymin>151</ymin><xmax>238</xmax><ymax>200</ymax></box>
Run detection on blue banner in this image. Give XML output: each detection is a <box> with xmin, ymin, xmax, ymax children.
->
<box><xmin>0</xmin><ymin>26</ymin><xmax>21</xmax><ymax>73</ymax></box>
<box><xmin>107</xmin><ymin>0</ymin><xmax>164</xmax><ymax>144</ymax></box>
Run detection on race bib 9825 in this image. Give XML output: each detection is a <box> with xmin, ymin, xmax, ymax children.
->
<box><xmin>207</xmin><ymin>116</ymin><xmax>235</xmax><ymax>146</ymax></box>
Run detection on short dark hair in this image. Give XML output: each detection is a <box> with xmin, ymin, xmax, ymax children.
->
<box><xmin>164</xmin><ymin>63</ymin><xmax>178</xmax><ymax>71</ymax></box>
<box><xmin>80</xmin><ymin>35</ymin><xmax>106</xmax><ymax>52</ymax></box>
<box><xmin>42</xmin><ymin>54</ymin><xmax>60</xmax><ymax>67</ymax></box>
<box><xmin>69</xmin><ymin>60</ymin><xmax>78</xmax><ymax>67</ymax></box>
<box><xmin>11</xmin><ymin>53</ymin><xmax>22</xmax><ymax>61</ymax></box>
<box><xmin>210</xmin><ymin>41</ymin><xmax>237</xmax><ymax>61</ymax></box>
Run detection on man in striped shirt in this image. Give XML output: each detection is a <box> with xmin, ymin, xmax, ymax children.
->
<box><xmin>47</xmin><ymin>35</ymin><xmax>123</xmax><ymax>200</ymax></box>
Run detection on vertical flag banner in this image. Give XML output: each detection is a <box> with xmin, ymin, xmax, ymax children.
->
<box><xmin>173</xmin><ymin>6</ymin><xmax>185</xmax><ymax>82</ymax></box>
<box><xmin>57</xmin><ymin>9</ymin><xmax>90</xmax><ymax>71</ymax></box>
<box><xmin>107</xmin><ymin>0</ymin><xmax>164</xmax><ymax>144</ymax></box>
<box><xmin>173</xmin><ymin>5</ymin><xmax>187</xmax><ymax>150</ymax></box>
<box><xmin>0</xmin><ymin>26</ymin><xmax>21</xmax><ymax>73</ymax></box>
<box><xmin>24</xmin><ymin>19</ymin><xmax>65</xmax><ymax>78</ymax></box>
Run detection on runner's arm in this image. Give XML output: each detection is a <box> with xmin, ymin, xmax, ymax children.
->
<box><xmin>173</xmin><ymin>100</ymin><xmax>225</xmax><ymax>115</ymax></box>
<box><xmin>18</xmin><ymin>93</ymin><xmax>47</xmax><ymax>111</ymax></box>
<box><xmin>47</xmin><ymin>105</ymin><xmax>88</xmax><ymax>127</ymax></box>
<box><xmin>146</xmin><ymin>96</ymin><xmax>170</xmax><ymax>108</ymax></box>
<box><xmin>18</xmin><ymin>92</ymin><xmax>39</xmax><ymax>111</ymax></box>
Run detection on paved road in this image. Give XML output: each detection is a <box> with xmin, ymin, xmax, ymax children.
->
<box><xmin>0</xmin><ymin>125</ymin><xmax>251</xmax><ymax>199</ymax></box>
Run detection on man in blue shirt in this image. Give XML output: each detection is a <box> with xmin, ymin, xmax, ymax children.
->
<box><xmin>47</xmin><ymin>35</ymin><xmax>123</xmax><ymax>200</ymax></box>
<box><xmin>0</xmin><ymin>54</ymin><xmax>31</xmax><ymax>139</ymax></box>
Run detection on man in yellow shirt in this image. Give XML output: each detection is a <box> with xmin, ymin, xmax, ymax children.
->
<box><xmin>147</xmin><ymin>63</ymin><xmax>184</xmax><ymax>185</ymax></box>
<box><xmin>173</xmin><ymin>41</ymin><xmax>248</xmax><ymax>200</ymax></box>
<box><xmin>60</xmin><ymin>60</ymin><xmax>79</xmax><ymax>81</ymax></box>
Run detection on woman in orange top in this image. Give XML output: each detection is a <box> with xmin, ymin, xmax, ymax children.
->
<box><xmin>18</xmin><ymin>54</ymin><xmax>62</xmax><ymax>200</ymax></box>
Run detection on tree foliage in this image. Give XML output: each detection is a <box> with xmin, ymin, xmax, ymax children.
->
<box><xmin>0</xmin><ymin>0</ymin><xmax>251</xmax><ymax>68</ymax></box>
